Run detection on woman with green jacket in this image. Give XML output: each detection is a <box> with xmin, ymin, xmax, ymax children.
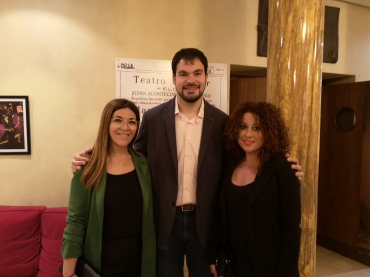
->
<box><xmin>61</xmin><ymin>99</ymin><xmax>156</xmax><ymax>277</ymax></box>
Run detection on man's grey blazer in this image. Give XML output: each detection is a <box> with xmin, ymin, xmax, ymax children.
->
<box><xmin>134</xmin><ymin>97</ymin><xmax>228</xmax><ymax>247</ymax></box>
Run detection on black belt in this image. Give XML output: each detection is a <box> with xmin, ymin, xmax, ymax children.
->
<box><xmin>176</xmin><ymin>204</ymin><xmax>196</xmax><ymax>212</ymax></box>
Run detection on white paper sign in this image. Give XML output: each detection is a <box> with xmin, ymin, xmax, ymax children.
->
<box><xmin>115</xmin><ymin>58</ymin><xmax>228</xmax><ymax>116</ymax></box>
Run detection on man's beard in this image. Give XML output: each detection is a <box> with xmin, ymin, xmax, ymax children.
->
<box><xmin>177</xmin><ymin>86</ymin><xmax>205</xmax><ymax>103</ymax></box>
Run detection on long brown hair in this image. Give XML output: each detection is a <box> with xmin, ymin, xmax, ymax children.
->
<box><xmin>81</xmin><ymin>99</ymin><xmax>140</xmax><ymax>189</ymax></box>
<box><xmin>224</xmin><ymin>101</ymin><xmax>290</xmax><ymax>171</ymax></box>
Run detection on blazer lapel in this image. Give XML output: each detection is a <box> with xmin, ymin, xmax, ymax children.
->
<box><xmin>221</xmin><ymin>166</ymin><xmax>235</xmax><ymax>240</ymax></box>
<box><xmin>130</xmin><ymin>148</ymin><xmax>151</xmax><ymax>217</ymax></box>
<box><xmin>95</xmin><ymin>171</ymin><xmax>106</xmax><ymax>233</ymax></box>
<box><xmin>163</xmin><ymin>98</ymin><xmax>178</xmax><ymax>176</ymax></box>
<box><xmin>198</xmin><ymin>101</ymin><xmax>214</xmax><ymax>171</ymax></box>
<box><xmin>247</xmin><ymin>159</ymin><xmax>275</xmax><ymax>209</ymax></box>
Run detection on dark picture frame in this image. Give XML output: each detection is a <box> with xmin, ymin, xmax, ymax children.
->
<box><xmin>0</xmin><ymin>96</ymin><xmax>31</xmax><ymax>155</ymax></box>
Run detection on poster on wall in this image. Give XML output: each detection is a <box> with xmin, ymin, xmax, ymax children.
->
<box><xmin>0</xmin><ymin>96</ymin><xmax>31</xmax><ymax>155</ymax></box>
<box><xmin>115</xmin><ymin>58</ymin><xmax>228</xmax><ymax>117</ymax></box>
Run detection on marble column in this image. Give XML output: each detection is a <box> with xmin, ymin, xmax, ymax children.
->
<box><xmin>266</xmin><ymin>1</ymin><xmax>324</xmax><ymax>276</ymax></box>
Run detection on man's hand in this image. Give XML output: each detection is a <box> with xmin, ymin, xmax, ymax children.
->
<box><xmin>285</xmin><ymin>153</ymin><xmax>304</xmax><ymax>180</ymax></box>
<box><xmin>209</xmin><ymin>264</ymin><xmax>218</xmax><ymax>277</ymax></box>
<box><xmin>71</xmin><ymin>148</ymin><xmax>92</xmax><ymax>173</ymax></box>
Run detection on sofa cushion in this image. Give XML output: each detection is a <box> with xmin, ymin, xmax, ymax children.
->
<box><xmin>0</xmin><ymin>206</ymin><xmax>46</xmax><ymax>277</ymax></box>
<box><xmin>36</xmin><ymin>207</ymin><xmax>67</xmax><ymax>277</ymax></box>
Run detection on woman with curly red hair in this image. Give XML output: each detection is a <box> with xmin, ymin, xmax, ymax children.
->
<box><xmin>209</xmin><ymin>102</ymin><xmax>301</xmax><ymax>277</ymax></box>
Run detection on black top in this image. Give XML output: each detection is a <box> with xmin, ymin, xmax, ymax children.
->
<box><xmin>209</xmin><ymin>156</ymin><xmax>301</xmax><ymax>277</ymax></box>
<box><xmin>103</xmin><ymin>170</ymin><xmax>143</xmax><ymax>240</ymax></box>
<box><xmin>227</xmin><ymin>180</ymin><xmax>258</xmax><ymax>275</ymax></box>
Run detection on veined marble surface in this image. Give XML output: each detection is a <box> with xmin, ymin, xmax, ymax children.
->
<box><xmin>266</xmin><ymin>0</ymin><xmax>325</xmax><ymax>275</ymax></box>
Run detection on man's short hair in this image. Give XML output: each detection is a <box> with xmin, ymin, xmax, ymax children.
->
<box><xmin>171</xmin><ymin>48</ymin><xmax>208</xmax><ymax>75</ymax></box>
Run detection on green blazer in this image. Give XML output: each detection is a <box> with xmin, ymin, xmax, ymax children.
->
<box><xmin>61</xmin><ymin>147</ymin><xmax>156</xmax><ymax>277</ymax></box>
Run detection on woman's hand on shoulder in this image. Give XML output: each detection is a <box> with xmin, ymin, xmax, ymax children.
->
<box><xmin>285</xmin><ymin>153</ymin><xmax>304</xmax><ymax>180</ymax></box>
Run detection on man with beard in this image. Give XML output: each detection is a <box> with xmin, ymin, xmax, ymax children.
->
<box><xmin>134</xmin><ymin>48</ymin><xmax>229</xmax><ymax>277</ymax></box>
<box><xmin>71</xmin><ymin>48</ymin><xmax>302</xmax><ymax>277</ymax></box>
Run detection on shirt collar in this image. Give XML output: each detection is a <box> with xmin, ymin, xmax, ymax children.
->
<box><xmin>174</xmin><ymin>95</ymin><xmax>205</xmax><ymax>119</ymax></box>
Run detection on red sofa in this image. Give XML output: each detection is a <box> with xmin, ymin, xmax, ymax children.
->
<box><xmin>0</xmin><ymin>206</ymin><xmax>67</xmax><ymax>277</ymax></box>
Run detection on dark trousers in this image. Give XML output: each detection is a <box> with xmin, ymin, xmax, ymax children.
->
<box><xmin>156</xmin><ymin>210</ymin><xmax>212</xmax><ymax>277</ymax></box>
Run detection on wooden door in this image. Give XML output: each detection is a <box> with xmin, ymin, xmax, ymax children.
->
<box><xmin>229</xmin><ymin>77</ymin><xmax>267</xmax><ymax>116</ymax></box>
<box><xmin>318</xmin><ymin>82</ymin><xmax>365</xmax><ymax>247</ymax></box>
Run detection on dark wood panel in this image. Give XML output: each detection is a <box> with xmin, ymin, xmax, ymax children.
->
<box><xmin>229</xmin><ymin>77</ymin><xmax>267</xmax><ymax>116</ymax></box>
<box><xmin>318</xmin><ymin>82</ymin><xmax>365</xmax><ymax>246</ymax></box>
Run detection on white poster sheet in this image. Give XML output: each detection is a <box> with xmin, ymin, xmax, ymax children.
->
<box><xmin>115</xmin><ymin>58</ymin><xmax>228</xmax><ymax>117</ymax></box>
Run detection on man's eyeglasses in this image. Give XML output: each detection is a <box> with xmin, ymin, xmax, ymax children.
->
<box><xmin>110</xmin><ymin>117</ymin><xmax>138</xmax><ymax>130</ymax></box>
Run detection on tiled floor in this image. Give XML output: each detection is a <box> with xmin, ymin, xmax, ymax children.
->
<box><xmin>316</xmin><ymin>245</ymin><xmax>370</xmax><ymax>276</ymax></box>
<box><xmin>184</xmin><ymin>245</ymin><xmax>370</xmax><ymax>277</ymax></box>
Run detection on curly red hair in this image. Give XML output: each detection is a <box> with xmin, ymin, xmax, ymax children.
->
<box><xmin>224</xmin><ymin>101</ymin><xmax>290</xmax><ymax>170</ymax></box>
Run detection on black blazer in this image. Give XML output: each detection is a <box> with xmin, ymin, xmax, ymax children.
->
<box><xmin>216</xmin><ymin>156</ymin><xmax>301</xmax><ymax>277</ymax></box>
<box><xmin>134</xmin><ymin>97</ymin><xmax>228</xmax><ymax>247</ymax></box>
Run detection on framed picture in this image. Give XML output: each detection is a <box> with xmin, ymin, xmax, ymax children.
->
<box><xmin>0</xmin><ymin>96</ymin><xmax>31</xmax><ymax>155</ymax></box>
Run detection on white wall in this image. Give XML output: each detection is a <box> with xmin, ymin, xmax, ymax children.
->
<box><xmin>323</xmin><ymin>0</ymin><xmax>370</xmax><ymax>82</ymax></box>
<box><xmin>0</xmin><ymin>0</ymin><xmax>369</xmax><ymax>207</ymax></box>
